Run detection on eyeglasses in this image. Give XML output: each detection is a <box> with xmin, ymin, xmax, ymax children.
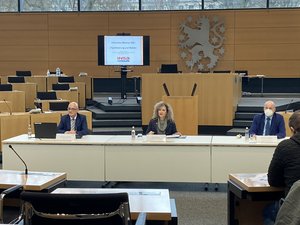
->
<box><xmin>68</xmin><ymin>107</ymin><xmax>78</xmax><ymax>110</ymax></box>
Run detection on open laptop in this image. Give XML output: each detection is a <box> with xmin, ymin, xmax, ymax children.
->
<box><xmin>34</xmin><ymin>123</ymin><xmax>57</xmax><ymax>139</ymax></box>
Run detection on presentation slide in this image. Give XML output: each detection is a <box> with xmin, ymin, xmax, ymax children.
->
<box><xmin>104</xmin><ymin>36</ymin><xmax>143</xmax><ymax>66</ymax></box>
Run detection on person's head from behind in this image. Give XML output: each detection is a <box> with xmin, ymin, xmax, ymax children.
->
<box><xmin>264</xmin><ymin>100</ymin><xmax>276</xmax><ymax>117</ymax></box>
<box><xmin>68</xmin><ymin>102</ymin><xmax>79</xmax><ymax>118</ymax></box>
<box><xmin>289</xmin><ymin>111</ymin><xmax>300</xmax><ymax>135</ymax></box>
<box><xmin>152</xmin><ymin>101</ymin><xmax>174</xmax><ymax>121</ymax></box>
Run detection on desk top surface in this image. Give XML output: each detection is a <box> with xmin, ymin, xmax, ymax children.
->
<box><xmin>0</xmin><ymin>170</ymin><xmax>66</xmax><ymax>191</ymax></box>
<box><xmin>212</xmin><ymin>136</ymin><xmax>284</xmax><ymax>147</ymax></box>
<box><xmin>52</xmin><ymin>188</ymin><xmax>171</xmax><ymax>221</ymax></box>
<box><xmin>3</xmin><ymin>134</ymin><xmax>213</xmax><ymax>146</ymax></box>
<box><xmin>229</xmin><ymin>173</ymin><xmax>283</xmax><ymax>192</ymax></box>
<box><xmin>3</xmin><ymin>134</ymin><xmax>287</xmax><ymax>147</ymax></box>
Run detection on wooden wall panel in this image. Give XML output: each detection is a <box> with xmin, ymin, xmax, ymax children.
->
<box><xmin>235</xmin><ymin>60</ymin><xmax>300</xmax><ymax>77</ymax></box>
<box><xmin>0</xmin><ymin>62</ymin><xmax>48</xmax><ymax>75</ymax></box>
<box><xmin>1</xmin><ymin>10</ymin><xmax>300</xmax><ymax>77</ymax></box>
<box><xmin>0</xmin><ymin>31</ymin><xmax>48</xmax><ymax>45</ymax></box>
<box><xmin>0</xmin><ymin>14</ymin><xmax>47</xmax><ymax>30</ymax></box>
<box><xmin>49</xmin><ymin>46</ymin><xmax>96</xmax><ymax>61</ymax></box>
<box><xmin>235</xmin><ymin>10</ymin><xmax>300</xmax><ymax>28</ymax></box>
<box><xmin>0</xmin><ymin>46</ymin><xmax>48</xmax><ymax>61</ymax></box>
<box><xmin>48</xmin><ymin>14</ymin><xmax>109</xmax><ymax>31</ymax></box>
<box><xmin>235</xmin><ymin>28</ymin><xmax>300</xmax><ymax>44</ymax></box>
<box><xmin>235</xmin><ymin>44</ymin><xmax>300</xmax><ymax>60</ymax></box>
<box><xmin>49</xmin><ymin>30</ymin><xmax>100</xmax><ymax>46</ymax></box>
<box><xmin>109</xmin><ymin>13</ymin><xmax>171</xmax><ymax>30</ymax></box>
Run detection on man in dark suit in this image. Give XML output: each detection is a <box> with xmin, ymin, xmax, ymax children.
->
<box><xmin>249</xmin><ymin>100</ymin><xmax>286</xmax><ymax>139</ymax></box>
<box><xmin>57</xmin><ymin>102</ymin><xmax>89</xmax><ymax>136</ymax></box>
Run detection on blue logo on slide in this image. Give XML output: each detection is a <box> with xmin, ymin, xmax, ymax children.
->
<box><xmin>117</xmin><ymin>56</ymin><xmax>130</xmax><ymax>62</ymax></box>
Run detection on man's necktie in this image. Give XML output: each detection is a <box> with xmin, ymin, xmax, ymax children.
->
<box><xmin>71</xmin><ymin>118</ymin><xmax>75</xmax><ymax>131</ymax></box>
<box><xmin>265</xmin><ymin>117</ymin><xmax>271</xmax><ymax>135</ymax></box>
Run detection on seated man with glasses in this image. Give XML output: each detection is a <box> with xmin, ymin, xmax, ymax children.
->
<box><xmin>57</xmin><ymin>102</ymin><xmax>89</xmax><ymax>136</ymax></box>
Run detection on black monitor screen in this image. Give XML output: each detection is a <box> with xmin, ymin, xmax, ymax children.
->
<box><xmin>52</xmin><ymin>84</ymin><xmax>70</xmax><ymax>90</ymax></box>
<box><xmin>98</xmin><ymin>35</ymin><xmax>150</xmax><ymax>66</ymax></box>
<box><xmin>37</xmin><ymin>92</ymin><xmax>57</xmax><ymax>100</ymax></box>
<box><xmin>16</xmin><ymin>71</ymin><xmax>31</xmax><ymax>76</ymax></box>
<box><xmin>0</xmin><ymin>84</ymin><xmax>13</xmax><ymax>91</ymax></box>
<box><xmin>160</xmin><ymin>64</ymin><xmax>178</xmax><ymax>73</ymax></box>
<box><xmin>58</xmin><ymin>77</ymin><xmax>75</xmax><ymax>83</ymax></box>
<box><xmin>8</xmin><ymin>76</ymin><xmax>25</xmax><ymax>83</ymax></box>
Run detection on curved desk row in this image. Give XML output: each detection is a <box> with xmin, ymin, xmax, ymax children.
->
<box><xmin>2</xmin><ymin>135</ymin><xmax>281</xmax><ymax>183</ymax></box>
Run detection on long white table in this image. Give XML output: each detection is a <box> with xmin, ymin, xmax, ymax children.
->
<box><xmin>2</xmin><ymin>134</ymin><xmax>282</xmax><ymax>183</ymax></box>
<box><xmin>211</xmin><ymin>136</ymin><xmax>279</xmax><ymax>183</ymax></box>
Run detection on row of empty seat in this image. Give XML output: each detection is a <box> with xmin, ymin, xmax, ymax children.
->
<box><xmin>0</xmin><ymin>83</ymin><xmax>72</xmax><ymax>92</ymax></box>
<box><xmin>4</xmin><ymin>76</ymin><xmax>74</xmax><ymax>83</ymax></box>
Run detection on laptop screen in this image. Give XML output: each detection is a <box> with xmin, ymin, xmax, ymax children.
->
<box><xmin>34</xmin><ymin>123</ymin><xmax>57</xmax><ymax>139</ymax></box>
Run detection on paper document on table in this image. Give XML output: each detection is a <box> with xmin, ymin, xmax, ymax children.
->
<box><xmin>166</xmin><ymin>134</ymin><xmax>181</xmax><ymax>138</ymax></box>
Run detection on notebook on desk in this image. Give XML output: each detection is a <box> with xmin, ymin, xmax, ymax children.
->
<box><xmin>34</xmin><ymin>123</ymin><xmax>57</xmax><ymax>139</ymax></box>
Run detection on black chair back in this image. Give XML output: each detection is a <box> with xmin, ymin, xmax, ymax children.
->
<box><xmin>160</xmin><ymin>64</ymin><xmax>178</xmax><ymax>73</ymax></box>
<box><xmin>212</xmin><ymin>70</ymin><xmax>231</xmax><ymax>73</ymax></box>
<box><xmin>0</xmin><ymin>84</ymin><xmax>13</xmax><ymax>91</ymax></box>
<box><xmin>58</xmin><ymin>76</ymin><xmax>75</xmax><ymax>83</ymax></box>
<box><xmin>36</xmin><ymin>92</ymin><xmax>57</xmax><ymax>100</ymax></box>
<box><xmin>16</xmin><ymin>71</ymin><xmax>31</xmax><ymax>76</ymax></box>
<box><xmin>52</xmin><ymin>83</ymin><xmax>70</xmax><ymax>90</ymax></box>
<box><xmin>49</xmin><ymin>101</ymin><xmax>69</xmax><ymax>111</ymax></box>
<box><xmin>8</xmin><ymin>76</ymin><xmax>25</xmax><ymax>83</ymax></box>
<box><xmin>20</xmin><ymin>192</ymin><xmax>132</xmax><ymax>225</ymax></box>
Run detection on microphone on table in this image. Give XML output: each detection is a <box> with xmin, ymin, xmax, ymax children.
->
<box><xmin>8</xmin><ymin>145</ymin><xmax>28</xmax><ymax>175</ymax></box>
<box><xmin>3</xmin><ymin>99</ymin><xmax>12</xmax><ymax>115</ymax></box>
<box><xmin>285</xmin><ymin>99</ymin><xmax>294</xmax><ymax>113</ymax></box>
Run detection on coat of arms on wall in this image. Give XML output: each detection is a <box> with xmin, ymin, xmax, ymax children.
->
<box><xmin>179</xmin><ymin>15</ymin><xmax>225</xmax><ymax>71</ymax></box>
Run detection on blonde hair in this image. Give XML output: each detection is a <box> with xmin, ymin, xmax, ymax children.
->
<box><xmin>152</xmin><ymin>101</ymin><xmax>174</xmax><ymax>121</ymax></box>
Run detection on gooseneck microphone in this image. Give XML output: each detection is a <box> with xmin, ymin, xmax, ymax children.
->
<box><xmin>8</xmin><ymin>145</ymin><xmax>28</xmax><ymax>175</ymax></box>
<box><xmin>285</xmin><ymin>99</ymin><xmax>294</xmax><ymax>113</ymax></box>
<box><xmin>3</xmin><ymin>99</ymin><xmax>12</xmax><ymax>115</ymax></box>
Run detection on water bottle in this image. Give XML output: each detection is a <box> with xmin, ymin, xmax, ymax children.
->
<box><xmin>56</xmin><ymin>67</ymin><xmax>61</xmax><ymax>76</ymax></box>
<box><xmin>46</xmin><ymin>69</ymin><xmax>50</xmax><ymax>76</ymax></box>
<box><xmin>28</xmin><ymin>124</ymin><xmax>32</xmax><ymax>138</ymax></box>
<box><xmin>245</xmin><ymin>127</ymin><xmax>249</xmax><ymax>142</ymax></box>
<box><xmin>131</xmin><ymin>126</ymin><xmax>136</xmax><ymax>140</ymax></box>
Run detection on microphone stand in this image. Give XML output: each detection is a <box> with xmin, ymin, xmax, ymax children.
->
<box><xmin>8</xmin><ymin>145</ymin><xmax>28</xmax><ymax>175</ymax></box>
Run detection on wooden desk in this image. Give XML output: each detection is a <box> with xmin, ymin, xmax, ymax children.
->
<box><xmin>46</xmin><ymin>77</ymin><xmax>86</xmax><ymax>108</ymax></box>
<box><xmin>228</xmin><ymin>173</ymin><xmax>284</xmax><ymax>225</ymax></box>
<box><xmin>142</xmin><ymin>73</ymin><xmax>241</xmax><ymax>128</ymax></box>
<box><xmin>30</xmin><ymin>113</ymin><xmax>61</xmax><ymax>133</ymax></box>
<box><xmin>211</xmin><ymin>136</ymin><xmax>280</xmax><ymax>183</ymax></box>
<box><xmin>75</xmin><ymin>76</ymin><xmax>93</xmax><ymax>99</ymax></box>
<box><xmin>52</xmin><ymin>188</ymin><xmax>173</xmax><ymax>222</ymax></box>
<box><xmin>35</xmin><ymin>99</ymin><xmax>69</xmax><ymax>112</ymax></box>
<box><xmin>54</xmin><ymin>90</ymin><xmax>79</xmax><ymax>105</ymax></box>
<box><xmin>0</xmin><ymin>113</ymin><xmax>30</xmax><ymax>151</ymax></box>
<box><xmin>0</xmin><ymin>101</ymin><xmax>12</xmax><ymax>114</ymax></box>
<box><xmin>12</xmin><ymin>83</ymin><xmax>37</xmax><ymax>109</ymax></box>
<box><xmin>69</xmin><ymin>82</ymin><xmax>86</xmax><ymax>108</ymax></box>
<box><xmin>0</xmin><ymin>170</ymin><xmax>66</xmax><ymax>191</ymax></box>
<box><xmin>0</xmin><ymin>91</ymin><xmax>25</xmax><ymax>112</ymax></box>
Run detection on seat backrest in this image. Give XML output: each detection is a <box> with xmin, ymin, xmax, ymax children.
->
<box><xmin>58</xmin><ymin>76</ymin><xmax>75</xmax><ymax>83</ymax></box>
<box><xmin>16</xmin><ymin>71</ymin><xmax>32</xmax><ymax>76</ymax></box>
<box><xmin>36</xmin><ymin>92</ymin><xmax>57</xmax><ymax>100</ymax></box>
<box><xmin>52</xmin><ymin>83</ymin><xmax>70</xmax><ymax>90</ymax></box>
<box><xmin>20</xmin><ymin>192</ymin><xmax>132</xmax><ymax>225</ymax></box>
<box><xmin>0</xmin><ymin>84</ymin><xmax>13</xmax><ymax>91</ymax></box>
<box><xmin>160</xmin><ymin>64</ymin><xmax>178</xmax><ymax>73</ymax></box>
<box><xmin>49</xmin><ymin>101</ymin><xmax>69</xmax><ymax>111</ymax></box>
<box><xmin>8</xmin><ymin>76</ymin><xmax>25</xmax><ymax>83</ymax></box>
<box><xmin>275</xmin><ymin>180</ymin><xmax>300</xmax><ymax>225</ymax></box>
<box><xmin>212</xmin><ymin>70</ymin><xmax>231</xmax><ymax>73</ymax></box>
